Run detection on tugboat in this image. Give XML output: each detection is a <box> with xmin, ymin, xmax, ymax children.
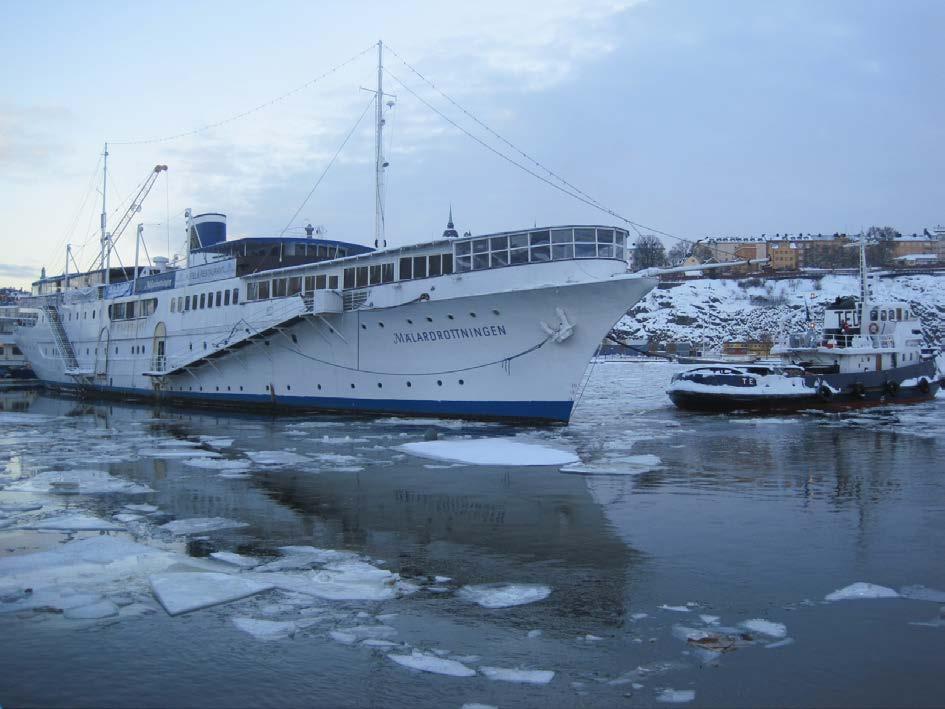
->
<box><xmin>668</xmin><ymin>236</ymin><xmax>943</xmax><ymax>412</ymax></box>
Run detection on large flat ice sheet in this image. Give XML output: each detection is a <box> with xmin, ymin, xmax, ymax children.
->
<box><xmin>150</xmin><ymin>572</ymin><xmax>274</xmax><ymax>616</ymax></box>
<box><xmin>398</xmin><ymin>438</ymin><xmax>578</xmax><ymax>466</ymax></box>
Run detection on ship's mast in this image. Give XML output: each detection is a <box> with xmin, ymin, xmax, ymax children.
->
<box><xmin>100</xmin><ymin>141</ymin><xmax>110</xmax><ymax>285</ymax></box>
<box><xmin>859</xmin><ymin>231</ymin><xmax>870</xmax><ymax>333</ymax></box>
<box><xmin>374</xmin><ymin>40</ymin><xmax>386</xmax><ymax>249</ymax></box>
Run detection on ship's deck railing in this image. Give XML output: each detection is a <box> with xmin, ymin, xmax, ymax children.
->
<box><xmin>776</xmin><ymin>332</ymin><xmax>897</xmax><ymax>351</ymax></box>
<box><xmin>454</xmin><ymin>227</ymin><xmax>627</xmax><ymax>272</ymax></box>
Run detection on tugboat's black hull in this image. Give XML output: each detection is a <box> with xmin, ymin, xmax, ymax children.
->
<box><xmin>669</xmin><ymin>360</ymin><xmax>941</xmax><ymax>413</ymax></box>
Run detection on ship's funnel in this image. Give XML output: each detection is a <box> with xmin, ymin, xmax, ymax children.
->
<box><xmin>189</xmin><ymin>213</ymin><xmax>227</xmax><ymax>249</ymax></box>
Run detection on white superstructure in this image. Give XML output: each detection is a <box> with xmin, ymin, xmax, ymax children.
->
<box><xmin>13</xmin><ymin>42</ymin><xmax>657</xmax><ymax>422</ymax></box>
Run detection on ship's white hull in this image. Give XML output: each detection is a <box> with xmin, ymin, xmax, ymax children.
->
<box><xmin>17</xmin><ymin>261</ymin><xmax>655</xmax><ymax>422</ymax></box>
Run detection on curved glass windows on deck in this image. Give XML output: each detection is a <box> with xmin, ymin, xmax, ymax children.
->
<box><xmin>453</xmin><ymin>227</ymin><xmax>626</xmax><ymax>273</ymax></box>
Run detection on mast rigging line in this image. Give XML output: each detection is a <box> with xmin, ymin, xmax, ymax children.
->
<box><xmin>279</xmin><ymin>96</ymin><xmax>376</xmax><ymax>237</ymax></box>
<box><xmin>109</xmin><ymin>44</ymin><xmax>376</xmax><ymax>146</ymax></box>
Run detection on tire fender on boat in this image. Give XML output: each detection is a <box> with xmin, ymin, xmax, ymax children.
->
<box><xmin>918</xmin><ymin>378</ymin><xmax>930</xmax><ymax>394</ymax></box>
<box><xmin>851</xmin><ymin>381</ymin><xmax>866</xmax><ymax>399</ymax></box>
<box><xmin>884</xmin><ymin>380</ymin><xmax>900</xmax><ymax>396</ymax></box>
<box><xmin>818</xmin><ymin>385</ymin><xmax>833</xmax><ymax>401</ymax></box>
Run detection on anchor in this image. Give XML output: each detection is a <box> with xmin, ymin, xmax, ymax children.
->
<box><xmin>540</xmin><ymin>307</ymin><xmax>575</xmax><ymax>343</ymax></box>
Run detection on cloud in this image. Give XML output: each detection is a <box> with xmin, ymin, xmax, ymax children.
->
<box><xmin>0</xmin><ymin>104</ymin><xmax>73</xmax><ymax>177</ymax></box>
<box><xmin>0</xmin><ymin>262</ymin><xmax>41</xmax><ymax>278</ymax></box>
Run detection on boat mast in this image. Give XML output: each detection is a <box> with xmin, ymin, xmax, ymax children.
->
<box><xmin>100</xmin><ymin>141</ymin><xmax>110</xmax><ymax>286</ymax></box>
<box><xmin>374</xmin><ymin>40</ymin><xmax>386</xmax><ymax>249</ymax></box>
<box><xmin>858</xmin><ymin>231</ymin><xmax>869</xmax><ymax>332</ymax></box>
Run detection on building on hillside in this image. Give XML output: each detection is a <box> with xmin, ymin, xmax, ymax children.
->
<box><xmin>722</xmin><ymin>340</ymin><xmax>774</xmax><ymax>357</ymax></box>
<box><xmin>767</xmin><ymin>241</ymin><xmax>799</xmax><ymax>270</ymax></box>
<box><xmin>889</xmin><ymin>233</ymin><xmax>941</xmax><ymax>263</ymax></box>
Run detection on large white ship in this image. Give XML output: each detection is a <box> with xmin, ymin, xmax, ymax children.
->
<box><xmin>14</xmin><ymin>43</ymin><xmax>656</xmax><ymax>423</ymax></box>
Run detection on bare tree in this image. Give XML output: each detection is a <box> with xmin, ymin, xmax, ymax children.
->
<box><xmin>865</xmin><ymin>226</ymin><xmax>900</xmax><ymax>267</ymax></box>
<box><xmin>632</xmin><ymin>235</ymin><xmax>668</xmax><ymax>270</ymax></box>
<box><xmin>667</xmin><ymin>241</ymin><xmax>691</xmax><ymax>266</ymax></box>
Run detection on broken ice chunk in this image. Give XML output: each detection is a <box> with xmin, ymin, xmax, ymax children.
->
<box><xmin>388</xmin><ymin>650</ymin><xmax>476</xmax><ymax>677</ymax></box>
<box><xmin>244</xmin><ymin>450</ymin><xmax>312</xmax><ymax>466</ymax></box>
<box><xmin>659</xmin><ymin>605</ymin><xmax>691</xmax><ymax>613</ymax></box>
<box><xmin>210</xmin><ymin>551</ymin><xmax>259</xmax><ymax>568</ymax></box>
<box><xmin>124</xmin><ymin>504</ymin><xmax>159</xmax><ymax>513</ymax></box>
<box><xmin>8</xmin><ymin>469</ymin><xmax>152</xmax><ymax>495</ymax></box>
<box><xmin>899</xmin><ymin>585</ymin><xmax>945</xmax><ymax>603</ymax></box>
<box><xmin>64</xmin><ymin>599</ymin><xmax>120</xmax><ymax>620</ymax></box>
<box><xmin>20</xmin><ymin>513</ymin><xmax>123</xmax><ymax>531</ymax></box>
<box><xmin>825</xmin><ymin>582</ymin><xmax>899</xmax><ymax>601</ymax></box>
<box><xmin>398</xmin><ymin>438</ymin><xmax>578</xmax><ymax>466</ymax></box>
<box><xmin>457</xmin><ymin>583</ymin><xmax>551</xmax><ymax>608</ymax></box>
<box><xmin>739</xmin><ymin>619</ymin><xmax>787</xmax><ymax>639</ymax></box>
<box><xmin>656</xmin><ymin>688</ymin><xmax>696</xmax><ymax>703</ymax></box>
<box><xmin>159</xmin><ymin>517</ymin><xmax>249</xmax><ymax>535</ymax></box>
<box><xmin>479</xmin><ymin>666</ymin><xmax>555</xmax><ymax>684</ymax></box>
<box><xmin>232</xmin><ymin>617</ymin><xmax>297</xmax><ymax>641</ymax></box>
<box><xmin>149</xmin><ymin>572</ymin><xmax>274</xmax><ymax>616</ymax></box>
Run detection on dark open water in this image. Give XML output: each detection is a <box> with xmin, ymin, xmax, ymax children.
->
<box><xmin>0</xmin><ymin>361</ymin><xmax>943</xmax><ymax>708</ymax></box>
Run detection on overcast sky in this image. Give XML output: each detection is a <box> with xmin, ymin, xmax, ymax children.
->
<box><xmin>1</xmin><ymin>0</ymin><xmax>942</xmax><ymax>288</ymax></box>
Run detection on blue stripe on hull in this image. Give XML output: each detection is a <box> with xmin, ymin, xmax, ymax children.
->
<box><xmin>38</xmin><ymin>381</ymin><xmax>574</xmax><ymax>423</ymax></box>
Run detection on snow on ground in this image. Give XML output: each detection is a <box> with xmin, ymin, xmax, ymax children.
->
<box><xmin>825</xmin><ymin>582</ymin><xmax>899</xmax><ymax>601</ymax></box>
<box><xmin>388</xmin><ymin>650</ymin><xmax>477</xmax><ymax>677</ymax></box>
<box><xmin>7</xmin><ymin>469</ymin><xmax>152</xmax><ymax>495</ymax></box>
<box><xmin>479</xmin><ymin>666</ymin><xmax>555</xmax><ymax>684</ymax></box>
<box><xmin>616</xmin><ymin>273</ymin><xmax>945</xmax><ymax>349</ymax></box>
<box><xmin>398</xmin><ymin>438</ymin><xmax>578</xmax><ymax>466</ymax></box>
<box><xmin>159</xmin><ymin>517</ymin><xmax>250</xmax><ymax>535</ymax></box>
<box><xmin>457</xmin><ymin>583</ymin><xmax>552</xmax><ymax>608</ymax></box>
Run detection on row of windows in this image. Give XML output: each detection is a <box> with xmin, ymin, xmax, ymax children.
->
<box><xmin>454</xmin><ymin>228</ymin><xmax>627</xmax><ymax>272</ymax></box>
<box><xmin>108</xmin><ymin>298</ymin><xmax>157</xmax><ymax>320</ymax></box>
<box><xmin>0</xmin><ymin>345</ymin><xmax>23</xmax><ymax>356</ymax></box>
<box><xmin>870</xmin><ymin>308</ymin><xmax>909</xmax><ymax>322</ymax></box>
<box><xmin>246</xmin><ymin>274</ymin><xmax>341</xmax><ymax>301</ymax></box>
<box><xmin>171</xmin><ymin>288</ymin><xmax>240</xmax><ymax>313</ymax></box>
<box><xmin>65</xmin><ymin>309</ymin><xmax>96</xmax><ymax>321</ymax></box>
<box><xmin>399</xmin><ymin>253</ymin><xmax>453</xmax><ymax>281</ymax></box>
<box><xmin>344</xmin><ymin>263</ymin><xmax>395</xmax><ymax>289</ymax></box>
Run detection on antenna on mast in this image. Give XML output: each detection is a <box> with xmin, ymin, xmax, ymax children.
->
<box><xmin>373</xmin><ymin>40</ymin><xmax>393</xmax><ymax>249</ymax></box>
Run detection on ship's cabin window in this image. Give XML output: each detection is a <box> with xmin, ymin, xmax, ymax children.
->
<box><xmin>258</xmin><ymin>281</ymin><xmax>270</xmax><ymax>299</ymax></box>
<box><xmin>870</xmin><ymin>309</ymin><xmax>877</xmax><ymax>321</ymax></box>
<box><xmin>170</xmin><ymin>299</ymin><xmax>176</xmax><ymax>313</ymax></box>
<box><xmin>216</xmin><ymin>291</ymin><xmax>222</xmax><ymax>307</ymax></box>
<box><xmin>896</xmin><ymin>308</ymin><xmax>902</xmax><ymax>320</ymax></box>
<box><xmin>398</xmin><ymin>253</ymin><xmax>452</xmax><ymax>281</ymax></box>
<box><xmin>453</xmin><ymin>227</ymin><xmax>626</xmax><ymax>273</ymax></box>
<box><xmin>232</xmin><ymin>288</ymin><xmax>239</xmax><ymax>304</ymax></box>
<box><xmin>199</xmin><ymin>293</ymin><xmax>206</xmax><ymax>309</ymax></box>
<box><xmin>206</xmin><ymin>291</ymin><xmax>213</xmax><ymax>309</ymax></box>
<box><xmin>224</xmin><ymin>289</ymin><xmax>230</xmax><ymax>306</ymax></box>
<box><xmin>289</xmin><ymin>277</ymin><xmax>302</xmax><ymax>296</ymax></box>
<box><xmin>881</xmin><ymin>310</ymin><xmax>887</xmax><ymax>321</ymax></box>
<box><xmin>272</xmin><ymin>278</ymin><xmax>287</xmax><ymax>298</ymax></box>
<box><xmin>356</xmin><ymin>266</ymin><xmax>369</xmax><ymax>288</ymax></box>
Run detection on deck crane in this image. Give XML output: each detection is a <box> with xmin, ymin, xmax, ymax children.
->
<box><xmin>94</xmin><ymin>163</ymin><xmax>167</xmax><ymax>274</ymax></box>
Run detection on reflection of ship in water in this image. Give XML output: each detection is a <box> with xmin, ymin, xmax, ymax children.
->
<box><xmin>256</xmin><ymin>464</ymin><xmax>643</xmax><ymax>623</ymax></box>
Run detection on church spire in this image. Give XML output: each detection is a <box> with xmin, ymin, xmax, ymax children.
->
<box><xmin>442</xmin><ymin>205</ymin><xmax>459</xmax><ymax>238</ymax></box>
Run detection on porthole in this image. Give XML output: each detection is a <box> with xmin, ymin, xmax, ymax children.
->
<box><xmin>215</xmin><ymin>386</ymin><xmax>219</xmax><ymax>391</ymax></box>
<box><xmin>426</xmin><ymin>317</ymin><xmax>433</xmax><ymax>323</ymax></box>
<box><xmin>350</xmin><ymin>383</ymin><xmax>355</xmax><ymax>389</ymax></box>
<box><xmin>437</xmin><ymin>380</ymin><xmax>442</xmax><ymax>386</ymax></box>
<box><xmin>239</xmin><ymin>386</ymin><xmax>243</xmax><ymax>391</ymax></box>
<box><xmin>265</xmin><ymin>385</ymin><xmax>270</xmax><ymax>391</ymax></box>
<box><xmin>492</xmin><ymin>309</ymin><xmax>500</xmax><ymax>315</ymax></box>
<box><xmin>407</xmin><ymin>319</ymin><xmax>413</xmax><ymax>324</ymax></box>
<box><xmin>377</xmin><ymin>382</ymin><xmax>383</xmax><ymax>388</ymax></box>
<box><xmin>291</xmin><ymin>334</ymin><xmax>298</xmax><ymax>344</ymax></box>
<box><xmin>361</xmin><ymin>324</ymin><xmax>367</xmax><ymax>330</ymax></box>
<box><xmin>469</xmin><ymin>312</ymin><xmax>476</xmax><ymax>318</ymax></box>
<box><xmin>287</xmin><ymin>385</ymin><xmax>291</xmax><ymax>391</ymax></box>
<box><xmin>227</xmin><ymin>386</ymin><xmax>231</xmax><ymax>391</ymax></box>
<box><xmin>459</xmin><ymin>379</ymin><xmax>464</xmax><ymax>385</ymax></box>
<box><xmin>317</xmin><ymin>384</ymin><xmax>322</xmax><ymax>390</ymax></box>
<box><xmin>264</xmin><ymin>340</ymin><xmax>270</xmax><ymax>346</ymax></box>
<box><xmin>378</xmin><ymin>322</ymin><xmax>384</xmax><ymax>328</ymax></box>
<box><xmin>406</xmin><ymin>381</ymin><xmax>412</xmax><ymax>388</ymax></box>
<box><xmin>447</xmin><ymin>314</ymin><xmax>454</xmax><ymax>320</ymax></box>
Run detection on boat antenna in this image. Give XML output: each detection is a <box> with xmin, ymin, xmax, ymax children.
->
<box><xmin>374</xmin><ymin>40</ymin><xmax>387</xmax><ymax>249</ymax></box>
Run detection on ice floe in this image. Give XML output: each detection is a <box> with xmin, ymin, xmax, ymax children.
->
<box><xmin>19</xmin><ymin>513</ymin><xmax>123</xmax><ymax>531</ymax></box>
<box><xmin>479</xmin><ymin>666</ymin><xmax>555</xmax><ymax>684</ymax></box>
<box><xmin>137</xmin><ymin>448</ymin><xmax>221</xmax><ymax>459</ymax></box>
<box><xmin>739</xmin><ymin>619</ymin><xmax>787</xmax><ymax>639</ymax></box>
<box><xmin>457</xmin><ymin>583</ymin><xmax>552</xmax><ymax>608</ymax></box>
<box><xmin>7</xmin><ymin>469</ymin><xmax>152</xmax><ymax>495</ymax></box>
<box><xmin>388</xmin><ymin>650</ymin><xmax>476</xmax><ymax>677</ymax></box>
<box><xmin>253</xmin><ymin>546</ymin><xmax>357</xmax><ymax>572</ymax></box>
<box><xmin>0</xmin><ymin>502</ymin><xmax>43</xmax><ymax>512</ymax></box>
<box><xmin>183</xmin><ymin>458</ymin><xmax>251</xmax><ymax>471</ymax></box>
<box><xmin>659</xmin><ymin>605</ymin><xmax>691</xmax><ymax>613</ymax></box>
<box><xmin>245</xmin><ymin>450</ymin><xmax>312</xmax><ymax>466</ymax></box>
<box><xmin>825</xmin><ymin>582</ymin><xmax>899</xmax><ymax>601</ymax></box>
<box><xmin>398</xmin><ymin>438</ymin><xmax>578</xmax><ymax>466</ymax></box>
<box><xmin>63</xmin><ymin>598</ymin><xmax>120</xmax><ymax>620</ymax></box>
<box><xmin>656</xmin><ymin>688</ymin><xmax>696</xmax><ymax>703</ymax></box>
<box><xmin>266</xmin><ymin>560</ymin><xmax>417</xmax><ymax>601</ymax></box>
<box><xmin>150</xmin><ymin>572</ymin><xmax>274</xmax><ymax>616</ymax></box>
<box><xmin>232</xmin><ymin>616</ymin><xmax>298</xmax><ymax>641</ymax></box>
<box><xmin>210</xmin><ymin>551</ymin><xmax>260</xmax><ymax>568</ymax></box>
<box><xmin>124</xmin><ymin>504</ymin><xmax>159</xmax><ymax>513</ymax></box>
<box><xmin>765</xmin><ymin>638</ymin><xmax>795</xmax><ymax>649</ymax></box>
<box><xmin>160</xmin><ymin>517</ymin><xmax>250</xmax><ymax>535</ymax></box>
<box><xmin>899</xmin><ymin>585</ymin><xmax>945</xmax><ymax>603</ymax></box>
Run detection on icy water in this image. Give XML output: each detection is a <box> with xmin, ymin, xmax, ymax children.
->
<box><xmin>1</xmin><ymin>362</ymin><xmax>944</xmax><ymax>708</ymax></box>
